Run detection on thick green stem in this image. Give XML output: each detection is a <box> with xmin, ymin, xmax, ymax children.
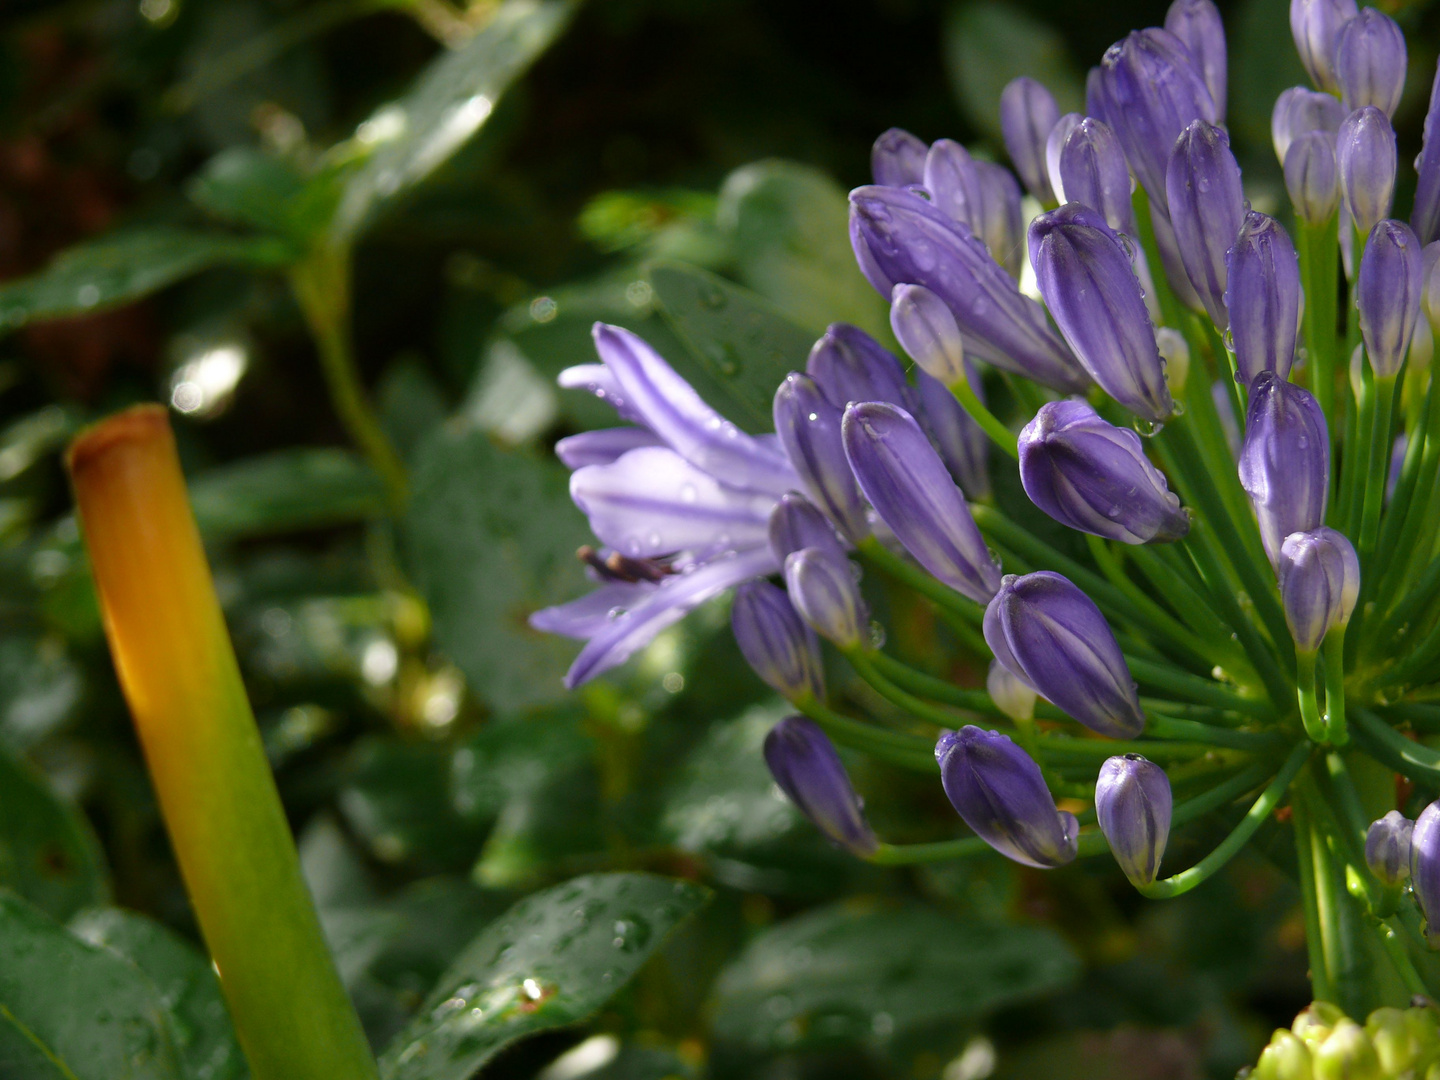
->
<box><xmin>1291</xmin><ymin>794</ymin><xmax>1337</xmax><ymax>1004</ymax></box>
<box><xmin>1323</xmin><ymin>627</ymin><xmax>1349</xmax><ymax>745</ymax></box>
<box><xmin>868</xmin><ymin>837</ymin><xmax>992</xmax><ymax>864</ymax></box>
<box><xmin>1350</xmin><ymin>708</ymin><xmax>1440</xmax><ymax>783</ymax></box>
<box><xmin>1340</xmin><ymin>360</ymin><xmax>1376</xmax><ymax>538</ymax></box>
<box><xmin>792</xmin><ymin>697</ymin><xmax>938</xmax><ymax>773</ymax></box>
<box><xmin>949</xmin><ymin>376</ymin><xmax>1019</xmax><ymax>459</ymax></box>
<box><xmin>1297</xmin><ymin>650</ymin><xmax>1327</xmax><ymax>743</ymax></box>
<box><xmin>1360</xmin><ymin>374</ymin><xmax>1400</xmax><ymax>560</ymax></box>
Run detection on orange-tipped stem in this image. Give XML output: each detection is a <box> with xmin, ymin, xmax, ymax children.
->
<box><xmin>67</xmin><ymin>405</ymin><xmax>377</xmax><ymax>1080</ymax></box>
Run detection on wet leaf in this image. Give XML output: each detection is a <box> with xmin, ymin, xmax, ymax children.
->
<box><xmin>188</xmin><ymin>146</ymin><xmax>343</xmax><ymax>244</ymax></box>
<box><xmin>378</xmin><ymin>872</ymin><xmax>709</xmax><ymax>1080</ymax></box>
<box><xmin>647</xmin><ymin>262</ymin><xmax>814</xmax><ymax>434</ymax></box>
<box><xmin>709</xmin><ymin>899</ymin><xmax>1080</xmax><ymax>1051</ymax></box>
<box><xmin>189</xmin><ymin>448</ymin><xmax>386</xmax><ymax>541</ymax></box>
<box><xmin>0</xmin><ymin>633</ymin><xmax>83</xmax><ymax>751</ymax></box>
<box><xmin>0</xmin><ymin>228</ymin><xmax>293</xmax><ymax>329</ymax></box>
<box><xmin>0</xmin><ymin>893</ymin><xmax>185</xmax><ymax>1080</ymax></box>
<box><xmin>68</xmin><ymin>908</ymin><xmax>248</xmax><ymax>1080</ymax></box>
<box><xmin>0</xmin><ymin>744</ymin><xmax>108</xmax><ymax>921</ymax></box>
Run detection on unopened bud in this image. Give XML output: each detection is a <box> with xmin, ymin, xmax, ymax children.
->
<box><xmin>1313</xmin><ymin>1018</ymin><xmax>1381</xmax><ymax>1080</ymax></box>
<box><xmin>987</xmin><ymin>658</ymin><xmax>1036</xmax><ymax>722</ymax></box>
<box><xmin>1365</xmin><ymin>810</ymin><xmax>1413</xmax><ymax>887</ymax></box>
<box><xmin>1254</xmin><ymin>1029</ymin><xmax>1314</xmax><ymax>1080</ymax></box>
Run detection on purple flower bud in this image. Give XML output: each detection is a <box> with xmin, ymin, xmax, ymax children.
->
<box><xmin>768</xmin><ymin>491</ymin><xmax>846</xmax><ymax>563</ymax></box>
<box><xmin>1410</xmin><ymin>800</ymin><xmax>1440</xmax><ymax>946</ymax></box>
<box><xmin>871</xmin><ymin>127</ymin><xmax>928</xmax><ymax>187</ymax></box>
<box><xmin>841</xmin><ymin>401</ymin><xmax>1002</xmax><ymax>604</ymax></box>
<box><xmin>1057</xmin><ymin>117</ymin><xmax>1136</xmax><ymax>235</ymax></box>
<box><xmin>1358</xmin><ymin>219</ymin><xmax>1424</xmax><ymax>378</ymax></box>
<box><xmin>1019</xmin><ymin>399</ymin><xmax>1190</xmax><ymax>544</ymax></box>
<box><xmin>1424</xmin><ymin>241</ymin><xmax>1440</xmax><ymax>333</ymax></box>
<box><xmin>1334</xmin><ymin>8</ymin><xmax>1406</xmax><ymax>116</ymax></box>
<box><xmin>764</xmin><ymin>716</ymin><xmax>878</xmax><ymax>857</ymax></box>
<box><xmin>1239</xmin><ymin>372</ymin><xmax>1330</xmax><ymax>565</ymax></box>
<box><xmin>1284</xmin><ymin>131</ymin><xmax>1342</xmax><ymax>226</ymax></box>
<box><xmin>732</xmin><ymin>581</ymin><xmax>825</xmax><ymax>702</ymax></box>
<box><xmin>1277</xmin><ymin>527</ymin><xmax>1360</xmax><ymax>652</ymax></box>
<box><xmin>774</xmin><ymin>372</ymin><xmax>870</xmax><ymax>544</ymax></box>
<box><xmin>1366</xmin><ymin>810</ymin><xmax>1413</xmax><ymax>886</ymax></box>
<box><xmin>924</xmin><ymin>141</ymin><xmax>1024</xmax><ymax>277</ymax></box>
<box><xmin>1166</xmin><ymin>120</ymin><xmax>1245</xmax><ymax>329</ymax></box>
<box><xmin>1098</xmin><ymin>28</ymin><xmax>1217</xmax><ymax>212</ymax></box>
<box><xmin>890</xmin><ymin>283</ymin><xmax>966</xmax><ymax>386</ymax></box>
<box><xmin>784</xmin><ymin>545</ymin><xmax>867</xmax><ymax>649</ymax></box>
<box><xmin>1290</xmin><ymin>0</ymin><xmax>1359</xmax><ymax>94</ymax></box>
<box><xmin>983</xmin><ymin>571</ymin><xmax>1146</xmax><ymax>738</ymax></box>
<box><xmin>1226</xmin><ymin>211</ymin><xmax>1302</xmax><ymax>385</ymax></box>
<box><xmin>1045</xmin><ymin>112</ymin><xmax>1084</xmax><ymax>206</ymax></box>
<box><xmin>999</xmin><ymin>77</ymin><xmax>1060</xmax><ymax>204</ymax></box>
<box><xmin>1337</xmin><ymin>106</ymin><xmax>1397</xmax><ymax>238</ymax></box>
<box><xmin>987</xmin><ymin>658</ymin><xmax>1037</xmax><ymax>721</ymax></box>
<box><xmin>1165</xmin><ymin>0</ymin><xmax>1228</xmax><ymax>120</ymax></box>
<box><xmin>1096</xmin><ymin>754</ymin><xmax>1172</xmax><ymax>886</ymax></box>
<box><xmin>936</xmin><ymin>726</ymin><xmax>1078</xmax><ymax>868</ymax></box>
<box><xmin>849</xmin><ymin>186</ymin><xmax>1091</xmax><ymax>393</ymax></box>
<box><xmin>1413</xmin><ymin>69</ymin><xmax>1440</xmax><ymax>245</ymax></box>
<box><xmin>1086</xmin><ymin>66</ymin><xmax>1107</xmax><ymax>123</ymax></box>
<box><xmin>915</xmin><ymin>366</ymin><xmax>991</xmax><ymax>501</ymax></box>
<box><xmin>1029</xmin><ymin>203</ymin><xmax>1175</xmax><ymax>422</ymax></box>
<box><xmin>1148</xmin><ymin>200</ymin><xmax>1207</xmax><ymax>312</ymax></box>
<box><xmin>1272</xmin><ymin>86</ymin><xmax>1346</xmax><ymax>165</ymax></box>
<box><xmin>807</xmin><ymin>323</ymin><xmax>910</xmax><ymax>410</ymax></box>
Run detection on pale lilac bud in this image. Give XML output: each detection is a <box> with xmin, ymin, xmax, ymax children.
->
<box><xmin>807</xmin><ymin>323</ymin><xmax>910</xmax><ymax>410</ymax></box>
<box><xmin>890</xmin><ymin>282</ymin><xmax>966</xmax><ymax>385</ymax></box>
<box><xmin>764</xmin><ymin>716</ymin><xmax>878</xmax><ymax>856</ymax></box>
<box><xmin>1284</xmin><ymin>131</ymin><xmax>1342</xmax><ymax>226</ymax></box>
<box><xmin>1334</xmin><ymin>7</ymin><xmax>1406</xmax><ymax>116</ymax></box>
<box><xmin>1000</xmin><ymin>77</ymin><xmax>1060</xmax><ymax>204</ymax></box>
<box><xmin>1338</xmin><ymin>106</ymin><xmax>1397</xmax><ymax>238</ymax></box>
<box><xmin>1045</xmin><ymin>112</ymin><xmax>1084</xmax><ymax>205</ymax></box>
<box><xmin>936</xmin><ymin>726</ymin><xmax>1078</xmax><ymax>868</ymax></box>
<box><xmin>1018</xmin><ymin>399</ymin><xmax>1189</xmax><ymax>544</ymax></box>
<box><xmin>984</xmin><ymin>571</ymin><xmax>1146</xmax><ymax>738</ymax></box>
<box><xmin>1366</xmin><ymin>810</ymin><xmax>1413</xmax><ymax>886</ymax></box>
<box><xmin>1166</xmin><ymin>120</ymin><xmax>1245</xmax><ymax>329</ymax></box>
<box><xmin>924</xmin><ymin>141</ymin><xmax>1024</xmax><ymax>277</ymax></box>
<box><xmin>784</xmin><ymin>546</ymin><xmax>867</xmax><ymax>649</ymax></box>
<box><xmin>1413</xmin><ymin>68</ymin><xmax>1440</xmax><ymax>244</ymax></box>
<box><xmin>1096</xmin><ymin>754</ymin><xmax>1172</xmax><ymax>886</ymax></box>
<box><xmin>1278</xmin><ymin>527</ymin><xmax>1360</xmax><ymax>652</ymax></box>
<box><xmin>1410</xmin><ymin>800</ymin><xmax>1440</xmax><ymax>946</ymax></box>
<box><xmin>915</xmin><ymin>366</ymin><xmax>992</xmax><ymax>501</ymax></box>
<box><xmin>1057</xmin><ymin>117</ymin><xmax>1136</xmax><ymax>234</ymax></box>
<box><xmin>773</xmin><ymin>372</ymin><xmax>870</xmax><ymax>543</ymax></box>
<box><xmin>768</xmin><ymin>492</ymin><xmax>846</xmax><ymax>564</ymax></box>
<box><xmin>732</xmin><ymin>581</ymin><xmax>825</xmax><ymax>702</ymax></box>
<box><xmin>871</xmin><ymin>127</ymin><xmax>927</xmax><ymax>187</ymax></box>
<box><xmin>1290</xmin><ymin>0</ymin><xmax>1359</xmax><ymax>94</ymax></box>
<box><xmin>1029</xmin><ymin>203</ymin><xmax>1174</xmax><ymax>422</ymax></box>
<box><xmin>1358</xmin><ymin>219</ymin><xmax>1424</xmax><ymax>378</ymax></box>
<box><xmin>842</xmin><ymin>401</ymin><xmax>1002</xmax><ymax>604</ymax></box>
<box><xmin>1226</xmin><ymin>211</ymin><xmax>1302</xmax><ymax>385</ymax></box>
<box><xmin>1239</xmin><ymin>372</ymin><xmax>1330</xmax><ymax>565</ymax></box>
<box><xmin>1272</xmin><ymin>86</ymin><xmax>1345</xmax><ymax>164</ymax></box>
<box><xmin>1149</xmin><ymin>200</ymin><xmax>1207</xmax><ymax>312</ymax></box>
<box><xmin>987</xmin><ymin>658</ymin><xmax>1036</xmax><ymax>721</ymax></box>
<box><xmin>1165</xmin><ymin>0</ymin><xmax>1228</xmax><ymax>120</ymax></box>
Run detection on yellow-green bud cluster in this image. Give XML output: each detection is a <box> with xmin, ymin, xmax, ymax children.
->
<box><xmin>1249</xmin><ymin>1002</ymin><xmax>1440</xmax><ymax>1080</ymax></box>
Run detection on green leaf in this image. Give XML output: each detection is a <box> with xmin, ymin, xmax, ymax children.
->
<box><xmin>403</xmin><ymin>422</ymin><xmax>592</xmax><ymax>713</ymax></box>
<box><xmin>0</xmin><ymin>632</ymin><xmax>83</xmax><ymax>751</ymax></box>
<box><xmin>647</xmin><ymin>262</ymin><xmax>815</xmax><ymax>434</ymax></box>
<box><xmin>450</xmin><ymin>708</ymin><xmax>593</xmax><ymax>823</ymax></box>
<box><xmin>189</xmin><ymin>146</ymin><xmax>342</xmax><ymax>245</ymax></box>
<box><xmin>942</xmin><ymin>1</ymin><xmax>1083</xmax><ymax>143</ymax></box>
<box><xmin>717</xmin><ymin>161</ymin><xmax>889</xmax><ymax>339</ymax></box>
<box><xmin>0</xmin><ymin>745</ymin><xmax>108</xmax><ymax>921</ymax></box>
<box><xmin>68</xmin><ymin>908</ymin><xmax>248</xmax><ymax>1080</ymax></box>
<box><xmin>0</xmin><ymin>228</ymin><xmax>294</xmax><ymax>330</ymax></box>
<box><xmin>0</xmin><ymin>893</ymin><xmax>185</xmax><ymax>1080</ymax></box>
<box><xmin>378</xmin><ymin>873</ymin><xmax>709</xmax><ymax>1080</ymax></box>
<box><xmin>189</xmin><ymin>448</ymin><xmax>386</xmax><ymax>542</ymax></box>
<box><xmin>708</xmin><ymin>899</ymin><xmax>1080</xmax><ymax>1051</ymax></box>
<box><xmin>330</xmin><ymin>0</ymin><xmax>575</xmax><ymax>243</ymax></box>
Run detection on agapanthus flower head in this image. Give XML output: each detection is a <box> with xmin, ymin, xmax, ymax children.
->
<box><xmin>1239</xmin><ymin>372</ymin><xmax>1330</xmax><ymax>566</ymax></box>
<box><xmin>807</xmin><ymin>322</ymin><xmax>910</xmax><ymax>410</ymax></box>
<box><xmin>1366</xmin><ymin>810</ymin><xmax>1413</xmax><ymax>887</ymax></box>
<box><xmin>731</xmin><ymin>580</ymin><xmax>825</xmax><ymax>702</ymax></box>
<box><xmin>987</xmin><ymin>658</ymin><xmax>1037</xmax><ymax>722</ymax></box>
<box><xmin>764</xmin><ymin>716</ymin><xmax>878</xmax><ymax>856</ymax></box>
<box><xmin>848</xmin><ymin>185</ymin><xmax>1091</xmax><ymax>393</ymax></box>
<box><xmin>1413</xmin><ymin>68</ymin><xmax>1440</xmax><ymax>245</ymax></box>
<box><xmin>1337</xmin><ymin>106</ymin><xmax>1397</xmax><ymax>238</ymax></box>
<box><xmin>1044</xmin><ymin>112</ymin><xmax>1084</xmax><ymax>206</ymax></box>
<box><xmin>999</xmin><ymin>76</ymin><xmax>1059</xmax><ymax>204</ymax></box>
<box><xmin>1164</xmin><ymin>0</ymin><xmax>1227</xmax><ymax>120</ymax></box>
<box><xmin>1166</xmin><ymin>119</ymin><xmax>1246</xmax><ymax>329</ymax></box>
<box><xmin>890</xmin><ymin>282</ymin><xmax>966</xmax><ymax>387</ymax></box>
<box><xmin>773</xmin><ymin>371</ymin><xmax>870</xmax><ymax>544</ymax></box>
<box><xmin>914</xmin><ymin>366</ymin><xmax>991</xmax><ymax>501</ymax></box>
<box><xmin>935</xmin><ymin>726</ymin><xmax>1078</xmax><ymax>868</ymax></box>
<box><xmin>1095</xmin><ymin>754</ymin><xmax>1172</xmax><ymax>887</ymax></box>
<box><xmin>784</xmin><ymin>545</ymin><xmax>868</xmax><ymax>649</ymax></box>
<box><xmin>1284</xmin><ymin>131</ymin><xmax>1342</xmax><ymax>227</ymax></box>
<box><xmin>1029</xmin><ymin>202</ymin><xmax>1175</xmax><ymax>422</ymax></box>
<box><xmin>984</xmin><ymin>570</ymin><xmax>1146</xmax><ymax>738</ymax></box>
<box><xmin>1333</xmin><ymin>7</ymin><xmax>1407</xmax><ymax>116</ymax></box>
<box><xmin>768</xmin><ymin>492</ymin><xmax>846</xmax><ymax>563</ymax></box>
<box><xmin>841</xmin><ymin>401</ymin><xmax>1002</xmax><ymax>603</ymax></box>
<box><xmin>1289</xmin><ymin>0</ymin><xmax>1359</xmax><ymax>94</ymax></box>
<box><xmin>1018</xmin><ymin>399</ymin><xmax>1190</xmax><ymax>544</ymax></box>
<box><xmin>1056</xmin><ymin>116</ymin><xmax>1135</xmax><ymax>235</ymax></box>
<box><xmin>924</xmin><ymin>140</ymin><xmax>1024</xmax><ymax>276</ymax></box>
<box><xmin>1277</xmin><ymin>527</ymin><xmax>1360</xmax><ymax>652</ymax></box>
<box><xmin>1097</xmin><ymin>28</ymin><xmax>1217</xmax><ymax>213</ymax></box>
<box><xmin>871</xmin><ymin>127</ymin><xmax>927</xmax><ymax>187</ymax></box>
<box><xmin>1358</xmin><ymin>218</ymin><xmax>1424</xmax><ymax>379</ymax></box>
<box><xmin>1411</xmin><ymin>800</ymin><xmax>1440</xmax><ymax>946</ymax></box>
<box><xmin>1226</xmin><ymin>211</ymin><xmax>1302</xmax><ymax>386</ymax></box>
<box><xmin>1272</xmin><ymin>86</ymin><xmax>1345</xmax><ymax>166</ymax></box>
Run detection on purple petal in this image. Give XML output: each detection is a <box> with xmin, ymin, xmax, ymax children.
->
<box><xmin>555</xmin><ymin>427</ymin><xmax>665</xmax><ymax>469</ymax></box>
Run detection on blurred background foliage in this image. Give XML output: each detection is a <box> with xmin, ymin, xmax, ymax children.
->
<box><xmin>5</xmin><ymin>0</ymin><xmax>1440</xmax><ymax>1076</ymax></box>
